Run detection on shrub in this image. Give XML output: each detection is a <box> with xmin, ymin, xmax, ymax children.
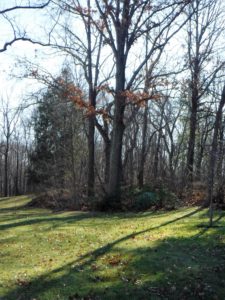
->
<box><xmin>131</xmin><ymin>185</ymin><xmax>179</xmax><ymax>211</ymax></box>
<box><xmin>134</xmin><ymin>191</ymin><xmax>159</xmax><ymax>210</ymax></box>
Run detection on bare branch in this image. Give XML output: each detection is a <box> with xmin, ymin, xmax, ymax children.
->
<box><xmin>0</xmin><ymin>1</ymin><xmax>51</xmax><ymax>14</ymax></box>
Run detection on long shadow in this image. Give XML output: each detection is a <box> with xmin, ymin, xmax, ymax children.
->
<box><xmin>0</xmin><ymin>196</ymin><xmax>33</xmax><ymax>212</ymax></box>
<box><xmin>0</xmin><ymin>204</ymin><xmax>184</xmax><ymax>231</ymax></box>
<box><xmin>0</xmin><ymin>197</ymin><xmax>12</xmax><ymax>202</ymax></box>
<box><xmin>0</xmin><ymin>212</ymin><xmax>99</xmax><ymax>230</ymax></box>
<box><xmin>0</xmin><ymin>205</ymin><xmax>35</xmax><ymax>213</ymax></box>
<box><xmin>71</xmin><ymin>207</ymin><xmax>203</xmax><ymax>265</ymax></box>
<box><xmin>195</xmin><ymin>213</ymin><xmax>225</xmax><ymax>237</ymax></box>
<box><xmin>2</xmin><ymin>210</ymin><xmax>201</xmax><ymax>285</ymax></box>
<box><xmin>3</xmin><ymin>210</ymin><xmax>225</xmax><ymax>300</ymax></box>
<box><xmin>1</xmin><ymin>210</ymin><xmax>158</xmax><ymax>231</ymax></box>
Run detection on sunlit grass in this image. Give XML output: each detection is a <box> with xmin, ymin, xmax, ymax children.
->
<box><xmin>0</xmin><ymin>196</ymin><xmax>225</xmax><ymax>299</ymax></box>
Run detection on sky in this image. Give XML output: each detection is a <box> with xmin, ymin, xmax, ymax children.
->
<box><xmin>0</xmin><ymin>42</ymin><xmax>66</xmax><ymax>109</ymax></box>
<box><xmin>0</xmin><ymin>0</ymin><xmax>66</xmax><ymax>111</ymax></box>
<box><xmin>0</xmin><ymin>0</ymin><xmax>184</xmax><ymax>112</ymax></box>
<box><xmin>1</xmin><ymin>0</ymin><xmax>225</xmax><ymax>114</ymax></box>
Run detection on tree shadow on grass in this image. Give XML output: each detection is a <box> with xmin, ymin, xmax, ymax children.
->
<box><xmin>0</xmin><ymin>206</ymin><xmax>36</xmax><ymax>214</ymax></box>
<box><xmin>0</xmin><ymin>197</ymin><xmax>12</xmax><ymax>202</ymax></box>
<box><xmin>0</xmin><ymin>212</ymin><xmax>98</xmax><ymax>230</ymax></box>
<box><xmin>0</xmin><ymin>199</ymin><xmax>194</xmax><ymax>231</ymax></box>
<box><xmin>1</xmin><ymin>209</ymin><xmax>155</xmax><ymax>231</ymax></box>
<box><xmin>4</xmin><ymin>229</ymin><xmax>225</xmax><ymax>299</ymax></box>
<box><xmin>4</xmin><ymin>208</ymin><xmax>224</xmax><ymax>300</ymax></box>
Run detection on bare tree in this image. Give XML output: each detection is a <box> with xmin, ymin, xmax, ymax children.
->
<box><xmin>0</xmin><ymin>98</ymin><xmax>20</xmax><ymax>196</ymax></box>
<box><xmin>88</xmin><ymin>0</ymin><xmax>191</xmax><ymax>202</ymax></box>
<box><xmin>185</xmin><ymin>0</ymin><xmax>225</xmax><ymax>183</ymax></box>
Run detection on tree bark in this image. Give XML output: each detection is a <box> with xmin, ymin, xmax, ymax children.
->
<box><xmin>87</xmin><ymin>0</ymin><xmax>96</xmax><ymax>197</ymax></box>
<box><xmin>138</xmin><ymin>104</ymin><xmax>148</xmax><ymax>188</ymax></box>
<box><xmin>107</xmin><ymin>93</ymin><xmax>125</xmax><ymax>199</ymax></box>
<box><xmin>107</xmin><ymin>54</ymin><xmax>126</xmax><ymax>199</ymax></box>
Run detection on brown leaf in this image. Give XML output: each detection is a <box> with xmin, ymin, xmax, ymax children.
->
<box><xmin>16</xmin><ymin>279</ymin><xmax>30</xmax><ymax>287</ymax></box>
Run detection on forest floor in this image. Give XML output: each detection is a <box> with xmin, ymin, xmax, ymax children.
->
<box><xmin>0</xmin><ymin>196</ymin><xmax>225</xmax><ymax>300</ymax></box>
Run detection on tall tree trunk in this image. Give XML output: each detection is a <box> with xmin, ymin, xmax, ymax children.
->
<box><xmin>87</xmin><ymin>0</ymin><xmax>95</xmax><ymax>197</ymax></box>
<box><xmin>107</xmin><ymin>53</ymin><xmax>126</xmax><ymax>200</ymax></box>
<box><xmin>138</xmin><ymin>104</ymin><xmax>148</xmax><ymax>188</ymax></box>
<box><xmin>186</xmin><ymin>96</ymin><xmax>198</xmax><ymax>183</ymax></box>
<box><xmin>186</xmin><ymin>3</ymin><xmax>201</xmax><ymax>184</ymax></box>
<box><xmin>87</xmin><ymin>112</ymin><xmax>95</xmax><ymax>197</ymax></box>
<box><xmin>216</xmin><ymin>122</ymin><xmax>225</xmax><ymax>183</ymax></box>
<box><xmin>107</xmin><ymin>94</ymin><xmax>125</xmax><ymax>199</ymax></box>
<box><xmin>207</xmin><ymin>84</ymin><xmax>225</xmax><ymax>226</ymax></box>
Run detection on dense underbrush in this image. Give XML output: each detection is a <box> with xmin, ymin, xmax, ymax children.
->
<box><xmin>28</xmin><ymin>185</ymin><xmax>180</xmax><ymax>212</ymax></box>
<box><xmin>28</xmin><ymin>183</ymin><xmax>225</xmax><ymax>213</ymax></box>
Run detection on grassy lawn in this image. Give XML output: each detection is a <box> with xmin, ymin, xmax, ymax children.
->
<box><xmin>0</xmin><ymin>196</ymin><xmax>225</xmax><ymax>300</ymax></box>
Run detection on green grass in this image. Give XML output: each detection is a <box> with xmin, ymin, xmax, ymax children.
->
<box><xmin>0</xmin><ymin>196</ymin><xmax>225</xmax><ymax>300</ymax></box>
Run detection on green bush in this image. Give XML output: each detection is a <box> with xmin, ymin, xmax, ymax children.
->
<box><xmin>131</xmin><ymin>185</ymin><xmax>179</xmax><ymax>211</ymax></box>
<box><xmin>134</xmin><ymin>191</ymin><xmax>159</xmax><ymax>210</ymax></box>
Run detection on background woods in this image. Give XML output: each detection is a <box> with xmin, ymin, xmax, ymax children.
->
<box><xmin>0</xmin><ymin>0</ymin><xmax>225</xmax><ymax>210</ymax></box>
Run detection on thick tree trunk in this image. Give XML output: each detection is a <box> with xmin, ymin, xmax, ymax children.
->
<box><xmin>95</xmin><ymin>118</ymin><xmax>111</xmax><ymax>185</ymax></box>
<box><xmin>107</xmin><ymin>96</ymin><xmax>125</xmax><ymax>199</ymax></box>
<box><xmin>138</xmin><ymin>104</ymin><xmax>148</xmax><ymax>188</ymax></box>
<box><xmin>107</xmin><ymin>54</ymin><xmax>126</xmax><ymax>200</ymax></box>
